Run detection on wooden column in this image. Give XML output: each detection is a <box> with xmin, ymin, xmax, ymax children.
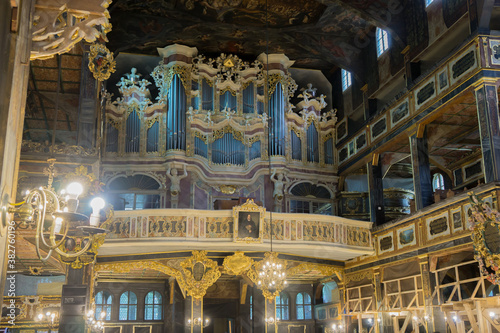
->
<box><xmin>59</xmin><ymin>265</ymin><xmax>94</xmax><ymax>333</ymax></box>
<box><xmin>264</xmin><ymin>297</ymin><xmax>277</xmax><ymax>333</ymax></box>
<box><xmin>368</xmin><ymin>154</ymin><xmax>385</xmax><ymax>225</ymax></box>
<box><xmin>475</xmin><ymin>82</ymin><xmax>500</xmax><ymax>183</ymax></box>
<box><xmin>77</xmin><ymin>43</ymin><xmax>98</xmax><ymax>149</ymax></box>
<box><xmin>186</xmin><ymin>296</ymin><xmax>204</xmax><ymax>333</ymax></box>
<box><xmin>373</xmin><ymin>269</ymin><xmax>382</xmax><ymax>333</ymax></box>
<box><xmin>0</xmin><ymin>0</ymin><xmax>34</xmax><ymax>308</ymax></box>
<box><xmin>409</xmin><ymin>127</ymin><xmax>433</xmax><ymax>210</ymax></box>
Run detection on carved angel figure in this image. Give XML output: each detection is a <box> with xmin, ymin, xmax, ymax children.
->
<box><xmin>167</xmin><ymin>164</ymin><xmax>188</xmax><ymax>197</ymax></box>
<box><xmin>271</xmin><ymin>169</ymin><xmax>290</xmax><ymax>201</ymax></box>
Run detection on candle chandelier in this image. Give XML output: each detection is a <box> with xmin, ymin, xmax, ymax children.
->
<box><xmin>187</xmin><ymin>317</ymin><xmax>210</xmax><ymax>328</ymax></box>
<box><xmin>256</xmin><ymin>252</ymin><xmax>287</xmax><ymax>299</ymax></box>
<box><xmin>86</xmin><ymin>309</ymin><xmax>106</xmax><ymax>332</ymax></box>
<box><xmin>7</xmin><ymin>175</ymin><xmax>108</xmax><ymax>267</ymax></box>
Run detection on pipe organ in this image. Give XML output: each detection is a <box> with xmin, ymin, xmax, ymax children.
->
<box><xmin>104</xmin><ymin>45</ymin><xmax>337</xmax><ymax>173</ymax></box>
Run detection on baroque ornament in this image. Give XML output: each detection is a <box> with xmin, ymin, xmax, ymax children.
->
<box><xmin>179</xmin><ymin>251</ymin><xmax>221</xmax><ymax>299</ymax></box>
<box><xmin>32</xmin><ymin>0</ymin><xmax>112</xmax><ymax>60</ymax></box>
<box><xmin>88</xmin><ymin>43</ymin><xmax>116</xmax><ymax>81</ymax></box>
<box><xmin>468</xmin><ymin>193</ymin><xmax>500</xmax><ymax>285</ymax></box>
<box><xmin>223</xmin><ymin>251</ymin><xmax>254</xmax><ymax>276</ymax></box>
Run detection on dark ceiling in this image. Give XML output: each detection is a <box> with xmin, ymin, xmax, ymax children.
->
<box><xmin>107</xmin><ymin>0</ymin><xmax>405</xmax><ymax>73</ymax></box>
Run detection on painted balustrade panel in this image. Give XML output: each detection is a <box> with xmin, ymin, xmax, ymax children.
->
<box><xmin>103</xmin><ymin>209</ymin><xmax>372</xmax><ymax>250</ymax></box>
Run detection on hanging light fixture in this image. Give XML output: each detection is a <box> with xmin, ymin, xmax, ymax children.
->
<box><xmin>86</xmin><ymin>309</ymin><xmax>106</xmax><ymax>332</ymax></box>
<box><xmin>187</xmin><ymin>317</ymin><xmax>210</xmax><ymax>328</ymax></box>
<box><xmin>253</xmin><ymin>0</ymin><xmax>287</xmax><ymax>302</ymax></box>
<box><xmin>7</xmin><ymin>181</ymin><xmax>107</xmax><ymax>264</ymax></box>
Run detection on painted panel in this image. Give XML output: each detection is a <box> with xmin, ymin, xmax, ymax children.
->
<box><xmin>390</xmin><ymin>99</ymin><xmax>410</xmax><ymax>128</ymax></box>
<box><xmin>449</xmin><ymin>45</ymin><xmax>478</xmax><ymax>85</ymax></box>
<box><xmin>426</xmin><ymin>211</ymin><xmax>450</xmax><ymax>241</ymax></box>
<box><xmin>397</xmin><ymin>224</ymin><xmax>417</xmax><ymax>249</ymax></box>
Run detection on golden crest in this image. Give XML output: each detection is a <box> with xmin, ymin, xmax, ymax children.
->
<box><xmin>179</xmin><ymin>251</ymin><xmax>221</xmax><ymax>299</ymax></box>
<box><xmin>88</xmin><ymin>43</ymin><xmax>116</xmax><ymax>81</ymax></box>
<box><xmin>223</xmin><ymin>252</ymin><xmax>254</xmax><ymax>276</ymax></box>
<box><xmin>223</xmin><ymin>58</ymin><xmax>235</xmax><ymax>67</ymax></box>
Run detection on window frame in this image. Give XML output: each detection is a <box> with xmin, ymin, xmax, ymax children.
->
<box><xmin>144</xmin><ymin>291</ymin><xmax>163</xmax><ymax>321</ymax></box>
<box><xmin>376</xmin><ymin>28</ymin><xmax>390</xmax><ymax>57</ymax></box>
<box><xmin>276</xmin><ymin>292</ymin><xmax>290</xmax><ymax>321</ymax></box>
<box><xmin>95</xmin><ymin>290</ymin><xmax>113</xmax><ymax>321</ymax></box>
<box><xmin>119</xmin><ymin>291</ymin><xmax>138</xmax><ymax>321</ymax></box>
<box><xmin>341</xmin><ymin>69</ymin><xmax>352</xmax><ymax>92</ymax></box>
<box><xmin>295</xmin><ymin>292</ymin><xmax>312</xmax><ymax>320</ymax></box>
<box><xmin>432</xmin><ymin>173</ymin><xmax>445</xmax><ymax>191</ymax></box>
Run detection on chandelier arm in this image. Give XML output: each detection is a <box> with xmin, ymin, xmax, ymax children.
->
<box><xmin>34</xmin><ymin>190</ymin><xmax>69</xmax><ymax>251</ymax></box>
<box><xmin>46</xmin><ymin>219</ymin><xmax>70</xmax><ymax>249</ymax></box>
<box><xmin>34</xmin><ymin>189</ymin><xmax>55</xmax><ymax>261</ymax></box>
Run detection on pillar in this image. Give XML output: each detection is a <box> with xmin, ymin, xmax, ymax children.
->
<box><xmin>409</xmin><ymin>127</ymin><xmax>433</xmax><ymax>210</ymax></box>
<box><xmin>59</xmin><ymin>265</ymin><xmax>93</xmax><ymax>333</ymax></box>
<box><xmin>238</xmin><ymin>281</ymin><xmax>252</xmax><ymax>333</ymax></box>
<box><xmin>77</xmin><ymin>43</ymin><xmax>98</xmax><ymax>149</ymax></box>
<box><xmin>361</xmin><ymin>84</ymin><xmax>377</xmax><ymax>121</ymax></box>
<box><xmin>0</xmin><ymin>0</ymin><xmax>34</xmax><ymax>308</ymax></box>
<box><xmin>373</xmin><ymin>269</ymin><xmax>382</xmax><ymax>333</ymax></box>
<box><xmin>368</xmin><ymin>155</ymin><xmax>385</xmax><ymax>225</ymax></box>
<box><xmin>264</xmin><ymin>297</ymin><xmax>277</xmax><ymax>333</ymax></box>
<box><xmin>402</xmin><ymin>46</ymin><xmax>420</xmax><ymax>89</ymax></box>
<box><xmin>185</xmin><ymin>296</ymin><xmax>205</xmax><ymax>333</ymax></box>
<box><xmin>418</xmin><ymin>255</ymin><xmax>438</xmax><ymax>333</ymax></box>
<box><xmin>475</xmin><ymin>82</ymin><xmax>500</xmax><ymax>183</ymax></box>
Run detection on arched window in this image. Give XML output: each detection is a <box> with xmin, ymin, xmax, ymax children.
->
<box><xmin>95</xmin><ymin>291</ymin><xmax>112</xmax><ymax>320</ymax></box>
<box><xmin>289</xmin><ymin>183</ymin><xmax>333</xmax><ymax>215</ymax></box>
<box><xmin>433</xmin><ymin>173</ymin><xmax>445</xmax><ymax>191</ymax></box>
<box><xmin>376</xmin><ymin>28</ymin><xmax>389</xmax><ymax>57</ymax></box>
<box><xmin>144</xmin><ymin>291</ymin><xmax>162</xmax><ymax>320</ymax></box>
<box><xmin>119</xmin><ymin>291</ymin><xmax>137</xmax><ymax>321</ymax></box>
<box><xmin>276</xmin><ymin>293</ymin><xmax>289</xmax><ymax>320</ymax></box>
<box><xmin>296</xmin><ymin>292</ymin><xmax>312</xmax><ymax>320</ymax></box>
<box><xmin>108</xmin><ymin>174</ymin><xmax>162</xmax><ymax>210</ymax></box>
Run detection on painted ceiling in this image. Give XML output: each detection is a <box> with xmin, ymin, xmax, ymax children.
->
<box><xmin>107</xmin><ymin>0</ymin><xmax>405</xmax><ymax>73</ymax></box>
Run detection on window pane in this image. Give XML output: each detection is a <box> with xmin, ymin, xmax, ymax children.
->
<box><xmin>146</xmin><ymin>292</ymin><xmax>153</xmax><ymax>304</ymax></box>
<box><xmin>304</xmin><ymin>293</ymin><xmax>311</xmax><ymax>304</ymax></box>
<box><xmin>145</xmin><ymin>305</ymin><xmax>153</xmax><ymax>321</ymax></box>
<box><xmin>119</xmin><ymin>305</ymin><xmax>128</xmax><ymax>320</ymax></box>
<box><xmin>283</xmin><ymin>305</ymin><xmax>289</xmax><ymax>320</ymax></box>
<box><xmin>129</xmin><ymin>305</ymin><xmax>137</xmax><ymax>320</ymax></box>
<box><xmin>305</xmin><ymin>305</ymin><xmax>312</xmax><ymax>319</ymax></box>
<box><xmin>130</xmin><ymin>292</ymin><xmax>137</xmax><ymax>304</ymax></box>
<box><xmin>297</xmin><ymin>305</ymin><xmax>304</xmax><ymax>320</ymax></box>
<box><xmin>96</xmin><ymin>291</ymin><xmax>103</xmax><ymax>304</ymax></box>
<box><xmin>120</xmin><ymin>293</ymin><xmax>128</xmax><ymax>304</ymax></box>
<box><xmin>296</xmin><ymin>292</ymin><xmax>303</xmax><ymax>303</ymax></box>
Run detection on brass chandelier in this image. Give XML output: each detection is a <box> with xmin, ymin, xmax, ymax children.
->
<box><xmin>8</xmin><ymin>180</ymin><xmax>107</xmax><ymax>266</ymax></box>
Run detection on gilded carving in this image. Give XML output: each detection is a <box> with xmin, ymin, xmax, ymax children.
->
<box><xmin>469</xmin><ymin>193</ymin><xmax>500</xmax><ymax>285</ymax></box>
<box><xmin>223</xmin><ymin>252</ymin><xmax>254</xmax><ymax>276</ymax></box>
<box><xmin>179</xmin><ymin>251</ymin><xmax>221</xmax><ymax>299</ymax></box>
<box><xmin>88</xmin><ymin>44</ymin><xmax>116</xmax><ymax>81</ymax></box>
<box><xmin>31</xmin><ymin>0</ymin><xmax>112</xmax><ymax>60</ymax></box>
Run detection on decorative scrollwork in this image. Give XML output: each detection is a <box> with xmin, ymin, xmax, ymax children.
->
<box><xmin>31</xmin><ymin>0</ymin><xmax>112</xmax><ymax>60</ymax></box>
<box><xmin>469</xmin><ymin>193</ymin><xmax>500</xmax><ymax>285</ymax></box>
